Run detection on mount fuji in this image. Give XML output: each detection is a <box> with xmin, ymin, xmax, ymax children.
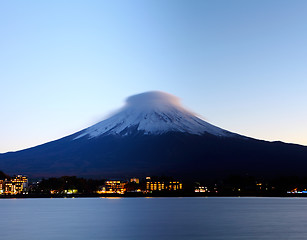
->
<box><xmin>1</xmin><ymin>91</ymin><xmax>307</xmax><ymax>180</ymax></box>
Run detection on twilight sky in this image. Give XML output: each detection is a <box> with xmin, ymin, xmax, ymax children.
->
<box><xmin>1</xmin><ymin>0</ymin><xmax>307</xmax><ymax>153</ymax></box>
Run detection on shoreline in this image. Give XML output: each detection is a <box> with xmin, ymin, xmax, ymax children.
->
<box><xmin>0</xmin><ymin>192</ymin><xmax>304</xmax><ymax>199</ymax></box>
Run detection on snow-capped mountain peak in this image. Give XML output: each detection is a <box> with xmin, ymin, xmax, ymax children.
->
<box><xmin>74</xmin><ymin>91</ymin><xmax>234</xmax><ymax>139</ymax></box>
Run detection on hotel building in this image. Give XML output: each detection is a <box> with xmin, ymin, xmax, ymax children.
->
<box><xmin>146</xmin><ymin>177</ymin><xmax>183</xmax><ymax>192</ymax></box>
<box><xmin>0</xmin><ymin>175</ymin><xmax>28</xmax><ymax>195</ymax></box>
<box><xmin>97</xmin><ymin>180</ymin><xmax>127</xmax><ymax>194</ymax></box>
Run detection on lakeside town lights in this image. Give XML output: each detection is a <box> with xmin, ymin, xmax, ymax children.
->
<box><xmin>0</xmin><ymin>175</ymin><xmax>28</xmax><ymax>195</ymax></box>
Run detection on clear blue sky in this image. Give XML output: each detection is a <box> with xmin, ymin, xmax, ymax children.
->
<box><xmin>1</xmin><ymin>0</ymin><xmax>307</xmax><ymax>153</ymax></box>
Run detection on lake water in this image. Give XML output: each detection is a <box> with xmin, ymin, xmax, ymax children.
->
<box><xmin>1</xmin><ymin>197</ymin><xmax>307</xmax><ymax>240</ymax></box>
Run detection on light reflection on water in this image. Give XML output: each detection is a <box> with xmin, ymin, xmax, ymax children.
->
<box><xmin>1</xmin><ymin>197</ymin><xmax>307</xmax><ymax>240</ymax></box>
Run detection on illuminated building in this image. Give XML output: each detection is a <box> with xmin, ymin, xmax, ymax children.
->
<box><xmin>130</xmin><ymin>178</ymin><xmax>140</xmax><ymax>184</ymax></box>
<box><xmin>97</xmin><ymin>180</ymin><xmax>127</xmax><ymax>194</ymax></box>
<box><xmin>126</xmin><ymin>178</ymin><xmax>143</xmax><ymax>192</ymax></box>
<box><xmin>146</xmin><ymin>178</ymin><xmax>183</xmax><ymax>192</ymax></box>
<box><xmin>256</xmin><ymin>182</ymin><xmax>262</xmax><ymax>190</ymax></box>
<box><xmin>50</xmin><ymin>190</ymin><xmax>60</xmax><ymax>194</ymax></box>
<box><xmin>63</xmin><ymin>189</ymin><xmax>78</xmax><ymax>194</ymax></box>
<box><xmin>0</xmin><ymin>180</ymin><xmax>4</xmax><ymax>194</ymax></box>
<box><xmin>1</xmin><ymin>175</ymin><xmax>28</xmax><ymax>195</ymax></box>
<box><xmin>195</xmin><ymin>186</ymin><xmax>209</xmax><ymax>193</ymax></box>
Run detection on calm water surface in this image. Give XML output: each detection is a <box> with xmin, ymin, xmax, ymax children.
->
<box><xmin>1</xmin><ymin>197</ymin><xmax>307</xmax><ymax>240</ymax></box>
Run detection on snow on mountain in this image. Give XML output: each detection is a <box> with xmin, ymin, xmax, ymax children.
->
<box><xmin>74</xmin><ymin>91</ymin><xmax>235</xmax><ymax>139</ymax></box>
